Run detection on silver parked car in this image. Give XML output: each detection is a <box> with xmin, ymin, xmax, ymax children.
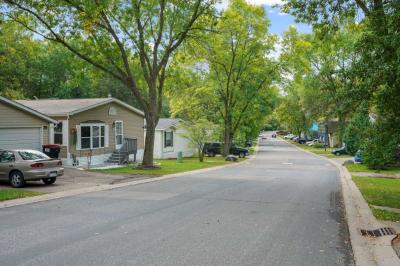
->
<box><xmin>0</xmin><ymin>149</ymin><xmax>64</xmax><ymax>188</ymax></box>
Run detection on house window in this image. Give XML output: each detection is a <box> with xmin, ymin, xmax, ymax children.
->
<box><xmin>54</xmin><ymin>122</ymin><xmax>63</xmax><ymax>144</ymax></box>
<box><xmin>80</xmin><ymin>124</ymin><xmax>105</xmax><ymax>149</ymax></box>
<box><xmin>164</xmin><ymin>131</ymin><xmax>173</xmax><ymax>148</ymax></box>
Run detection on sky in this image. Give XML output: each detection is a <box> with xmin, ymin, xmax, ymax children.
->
<box><xmin>217</xmin><ymin>0</ymin><xmax>312</xmax><ymax>36</ymax></box>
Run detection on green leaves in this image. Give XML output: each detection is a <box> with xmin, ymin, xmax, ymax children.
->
<box><xmin>167</xmin><ymin>0</ymin><xmax>277</xmax><ymax>145</ymax></box>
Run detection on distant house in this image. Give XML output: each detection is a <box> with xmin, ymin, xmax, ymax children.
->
<box><xmin>146</xmin><ymin>118</ymin><xmax>194</xmax><ymax>159</ymax></box>
<box><xmin>317</xmin><ymin>119</ymin><xmax>342</xmax><ymax>148</ymax></box>
<box><xmin>17</xmin><ymin>98</ymin><xmax>145</xmax><ymax>166</ymax></box>
<box><xmin>0</xmin><ymin>96</ymin><xmax>57</xmax><ymax>151</ymax></box>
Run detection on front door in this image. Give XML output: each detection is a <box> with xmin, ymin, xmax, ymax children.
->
<box><xmin>115</xmin><ymin>121</ymin><xmax>124</xmax><ymax>150</ymax></box>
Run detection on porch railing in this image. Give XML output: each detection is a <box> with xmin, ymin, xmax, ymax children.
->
<box><xmin>117</xmin><ymin>138</ymin><xmax>138</xmax><ymax>164</ymax></box>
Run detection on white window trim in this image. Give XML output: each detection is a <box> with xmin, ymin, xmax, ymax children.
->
<box><xmin>164</xmin><ymin>130</ymin><xmax>174</xmax><ymax>149</ymax></box>
<box><xmin>114</xmin><ymin>120</ymin><xmax>124</xmax><ymax>149</ymax></box>
<box><xmin>79</xmin><ymin>123</ymin><xmax>106</xmax><ymax>150</ymax></box>
<box><xmin>62</xmin><ymin>120</ymin><xmax>68</xmax><ymax>146</ymax></box>
<box><xmin>53</xmin><ymin>121</ymin><xmax>64</xmax><ymax>145</ymax></box>
<box><xmin>49</xmin><ymin>123</ymin><xmax>55</xmax><ymax>144</ymax></box>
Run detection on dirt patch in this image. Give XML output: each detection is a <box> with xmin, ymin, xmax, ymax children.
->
<box><xmin>392</xmin><ymin>235</ymin><xmax>400</xmax><ymax>258</ymax></box>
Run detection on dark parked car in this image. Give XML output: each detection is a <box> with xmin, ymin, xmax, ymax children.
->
<box><xmin>297</xmin><ymin>138</ymin><xmax>307</xmax><ymax>144</ymax></box>
<box><xmin>245</xmin><ymin>140</ymin><xmax>253</xmax><ymax>147</ymax></box>
<box><xmin>204</xmin><ymin>142</ymin><xmax>249</xmax><ymax>158</ymax></box>
<box><xmin>272</xmin><ymin>133</ymin><xmax>276</xmax><ymax>138</ymax></box>
<box><xmin>332</xmin><ymin>146</ymin><xmax>347</xmax><ymax>156</ymax></box>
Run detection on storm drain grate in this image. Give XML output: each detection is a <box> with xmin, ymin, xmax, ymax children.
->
<box><xmin>360</xmin><ymin>227</ymin><xmax>396</xmax><ymax>237</ymax></box>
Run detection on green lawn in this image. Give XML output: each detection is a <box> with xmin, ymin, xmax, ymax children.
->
<box><xmin>325</xmin><ymin>154</ymin><xmax>353</xmax><ymax>159</ymax></box>
<box><xmin>353</xmin><ymin>176</ymin><xmax>400</xmax><ymax>221</ymax></box>
<box><xmin>371</xmin><ymin>208</ymin><xmax>400</xmax><ymax>222</ymax></box>
<box><xmin>352</xmin><ymin>176</ymin><xmax>400</xmax><ymax>209</ymax></box>
<box><xmin>288</xmin><ymin>140</ymin><xmax>332</xmax><ymax>155</ymax></box>
<box><xmin>95</xmin><ymin>156</ymin><xmax>240</xmax><ymax>176</ymax></box>
<box><xmin>346</xmin><ymin>163</ymin><xmax>400</xmax><ymax>174</ymax></box>
<box><xmin>0</xmin><ymin>189</ymin><xmax>44</xmax><ymax>202</ymax></box>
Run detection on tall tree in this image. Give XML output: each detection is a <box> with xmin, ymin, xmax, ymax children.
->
<box><xmin>3</xmin><ymin>0</ymin><xmax>215</xmax><ymax>167</ymax></box>
<box><xmin>191</xmin><ymin>0</ymin><xmax>277</xmax><ymax>155</ymax></box>
<box><xmin>278</xmin><ymin>25</ymin><xmax>361</xmax><ymax>144</ymax></box>
<box><xmin>285</xmin><ymin>0</ymin><xmax>400</xmax><ymax>165</ymax></box>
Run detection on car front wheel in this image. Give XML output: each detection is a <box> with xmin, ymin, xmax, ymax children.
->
<box><xmin>42</xmin><ymin>178</ymin><xmax>56</xmax><ymax>185</ymax></box>
<box><xmin>239</xmin><ymin>152</ymin><xmax>245</xmax><ymax>158</ymax></box>
<box><xmin>335</xmin><ymin>152</ymin><xmax>341</xmax><ymax>156</ymax></box>
<box><xmin>9</xmin><ymin>171</ymin><xmax>26</xmax><ymax>188</ymax></box>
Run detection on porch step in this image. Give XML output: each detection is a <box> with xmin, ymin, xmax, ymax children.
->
<box><xmin>106</xmin><ymin>151</ymin><xmax>129</xmax><ymax>164</ymax></box>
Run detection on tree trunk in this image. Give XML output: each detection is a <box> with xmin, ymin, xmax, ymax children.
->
<box><xmin>223</xmin><ymin>124</ymin><xmax>231</xmax><ymax>156</ymax></box>
<box><xmin>142</xmin><ymin>115</ymin><xmax>157</xmax><ymax>167</ymax></box>
<box><xmin>338</xmin><ymin>115</ymin><xmax>345</xmax><ymax>147</ymax></box>
<box><xmin>198</xmin><ymin>148</ymin><xmax>204</xmax><ymax>162</ymax></box>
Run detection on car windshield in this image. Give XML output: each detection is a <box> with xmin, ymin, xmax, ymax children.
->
<box><xmin>18</xmin><ymin>150</ymin><xmax>49</xmax><ymax>161</ymax></box>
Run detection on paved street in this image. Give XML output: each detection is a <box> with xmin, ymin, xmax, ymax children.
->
<box><xmin>0</xmin><ymin>134</ymin><xmax>354</xmax><ymax>266</ymax></box>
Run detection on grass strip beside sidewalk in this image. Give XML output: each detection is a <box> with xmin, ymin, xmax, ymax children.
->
<box><xmin>352</xmin><ymin>176</ymin><xmax>400</xmax><ymax>222</ymax></box>
<box><xmin>94</xmin><ymin>156</ymin><xmax>241</xmax><ymax>176</ymax></box>
<box><xmin>371</xmin><ymin>209</ymin><xmax>400</xmax><ymax>222</ymax></box>
<box><xmin>287</xmin><ymin>140</ymin><xmax>332</xmax><ymax>155</ymax></box>
<box><xmin>346</xmin><ymin>163</ymin><xmax>400</xmax><ymax>175</ymax></box>
<box><xmin>0</xmin><ymin>189</ymin><xmax>44</xmax><ymax>202</ymax></box>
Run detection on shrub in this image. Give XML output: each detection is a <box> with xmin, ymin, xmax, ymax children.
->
<box><xmin>313</xmin><ymin>143</ymin><xmax>325</xmax><ymax>148</ymax></box>
<box><xmin>343</xmin><ymin>103</ymin><xmax>371</xmax><ymax>155</ymax></box>
<box><xmin>362</xmin><ymin>120</ymin><xmax>399</xmax><ymax>170</ymax></box>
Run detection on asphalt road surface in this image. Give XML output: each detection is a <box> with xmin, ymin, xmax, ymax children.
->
<box><xmin>0</xmin><ymin>133</ymin><xmax>354</xmax><ymax>266</ymax></box>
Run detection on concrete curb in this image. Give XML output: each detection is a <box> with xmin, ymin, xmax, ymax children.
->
<box><xmin>287</xmin><ymin>141</ymin><xmax>399</xmax><ymax>266</ymax></box>
<box><xmin>0</xmin><ymin>155</ymin><xmax>255</xmax><ymax>209</ymax></box>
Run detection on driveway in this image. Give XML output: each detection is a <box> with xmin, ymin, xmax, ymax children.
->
<box><xmin>0</xmin><ymin>168</ymin><xmax>149</xmax><ymax>193</ymax></box>
<box><xmin>0</xmin><ymin>133</ymin><xmax>354</xmax><ymax>265</ymax></box>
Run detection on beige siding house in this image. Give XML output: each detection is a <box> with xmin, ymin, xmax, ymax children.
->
<box><xmin>0</xmin><ymin>96</ymin><xmax>56</xmax><ymax>151</ymax></box>
<box><xmin>18</xmin><ymin>98</ymin><xmax>145</xmax><ymax>166</ymax></box>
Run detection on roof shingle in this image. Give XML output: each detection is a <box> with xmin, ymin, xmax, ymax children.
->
<box><xmin>17</xmin><ymin>98</ymin><xmax>144</xmax><ymax>117</ymax></box>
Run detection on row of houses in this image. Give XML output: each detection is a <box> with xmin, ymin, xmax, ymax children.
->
<box><xmin>0</xmin><ymin>96</ymin><xmax>193</xmax><ymax>167</ymax></box>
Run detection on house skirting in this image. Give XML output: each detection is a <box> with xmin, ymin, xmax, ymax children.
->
<box><xmin>61</xmin><ymin>149</ymin><xmax>144</xmax><ymax>167</ymax></box>
<box><xmin>156</xmin><ymin>150</ymin><xmax>194</xmax><ymax>159</ymax></box>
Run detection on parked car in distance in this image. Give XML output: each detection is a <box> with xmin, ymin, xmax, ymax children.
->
<box><xmin>332</xmin><ymin>146</ymin><xmax>347</xmax><ymax>156</ymax></box>
<box><xmin>354</xmin><ymin>150</ymin><xmax>362</xmax><ymax>163</ymax></box>
<box><xmin>297</xmin><ymin>138</ymin><xmax>307</xmax><ymax>144</ymax></box>
<box><xmin>306</xmin><ymin>139</ymin><xmax>320</xmax><ymax>146</ymax></box>
<box><xmin>0</xmin><ymin>149</ymin><xmax>64</xmax><ymax>188</ymax></box>
<box><xmin>284</xmin><ymin>134</ymin><xmax>294</xmax><ymax>139</ymax></box>
<box><xmin>204</xmin><ymin>142</ymin><xmax>249</xmax><ymax>158</ymax></box>
<box><xmin>272</xmin><ymin>133</ymin><xmax>276</xmax><ymax>138</ymax></box>
<box><xmin>245</xmin><ymin>140</ymin><xmax>253</xmax><ymax>147</ymax></box>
